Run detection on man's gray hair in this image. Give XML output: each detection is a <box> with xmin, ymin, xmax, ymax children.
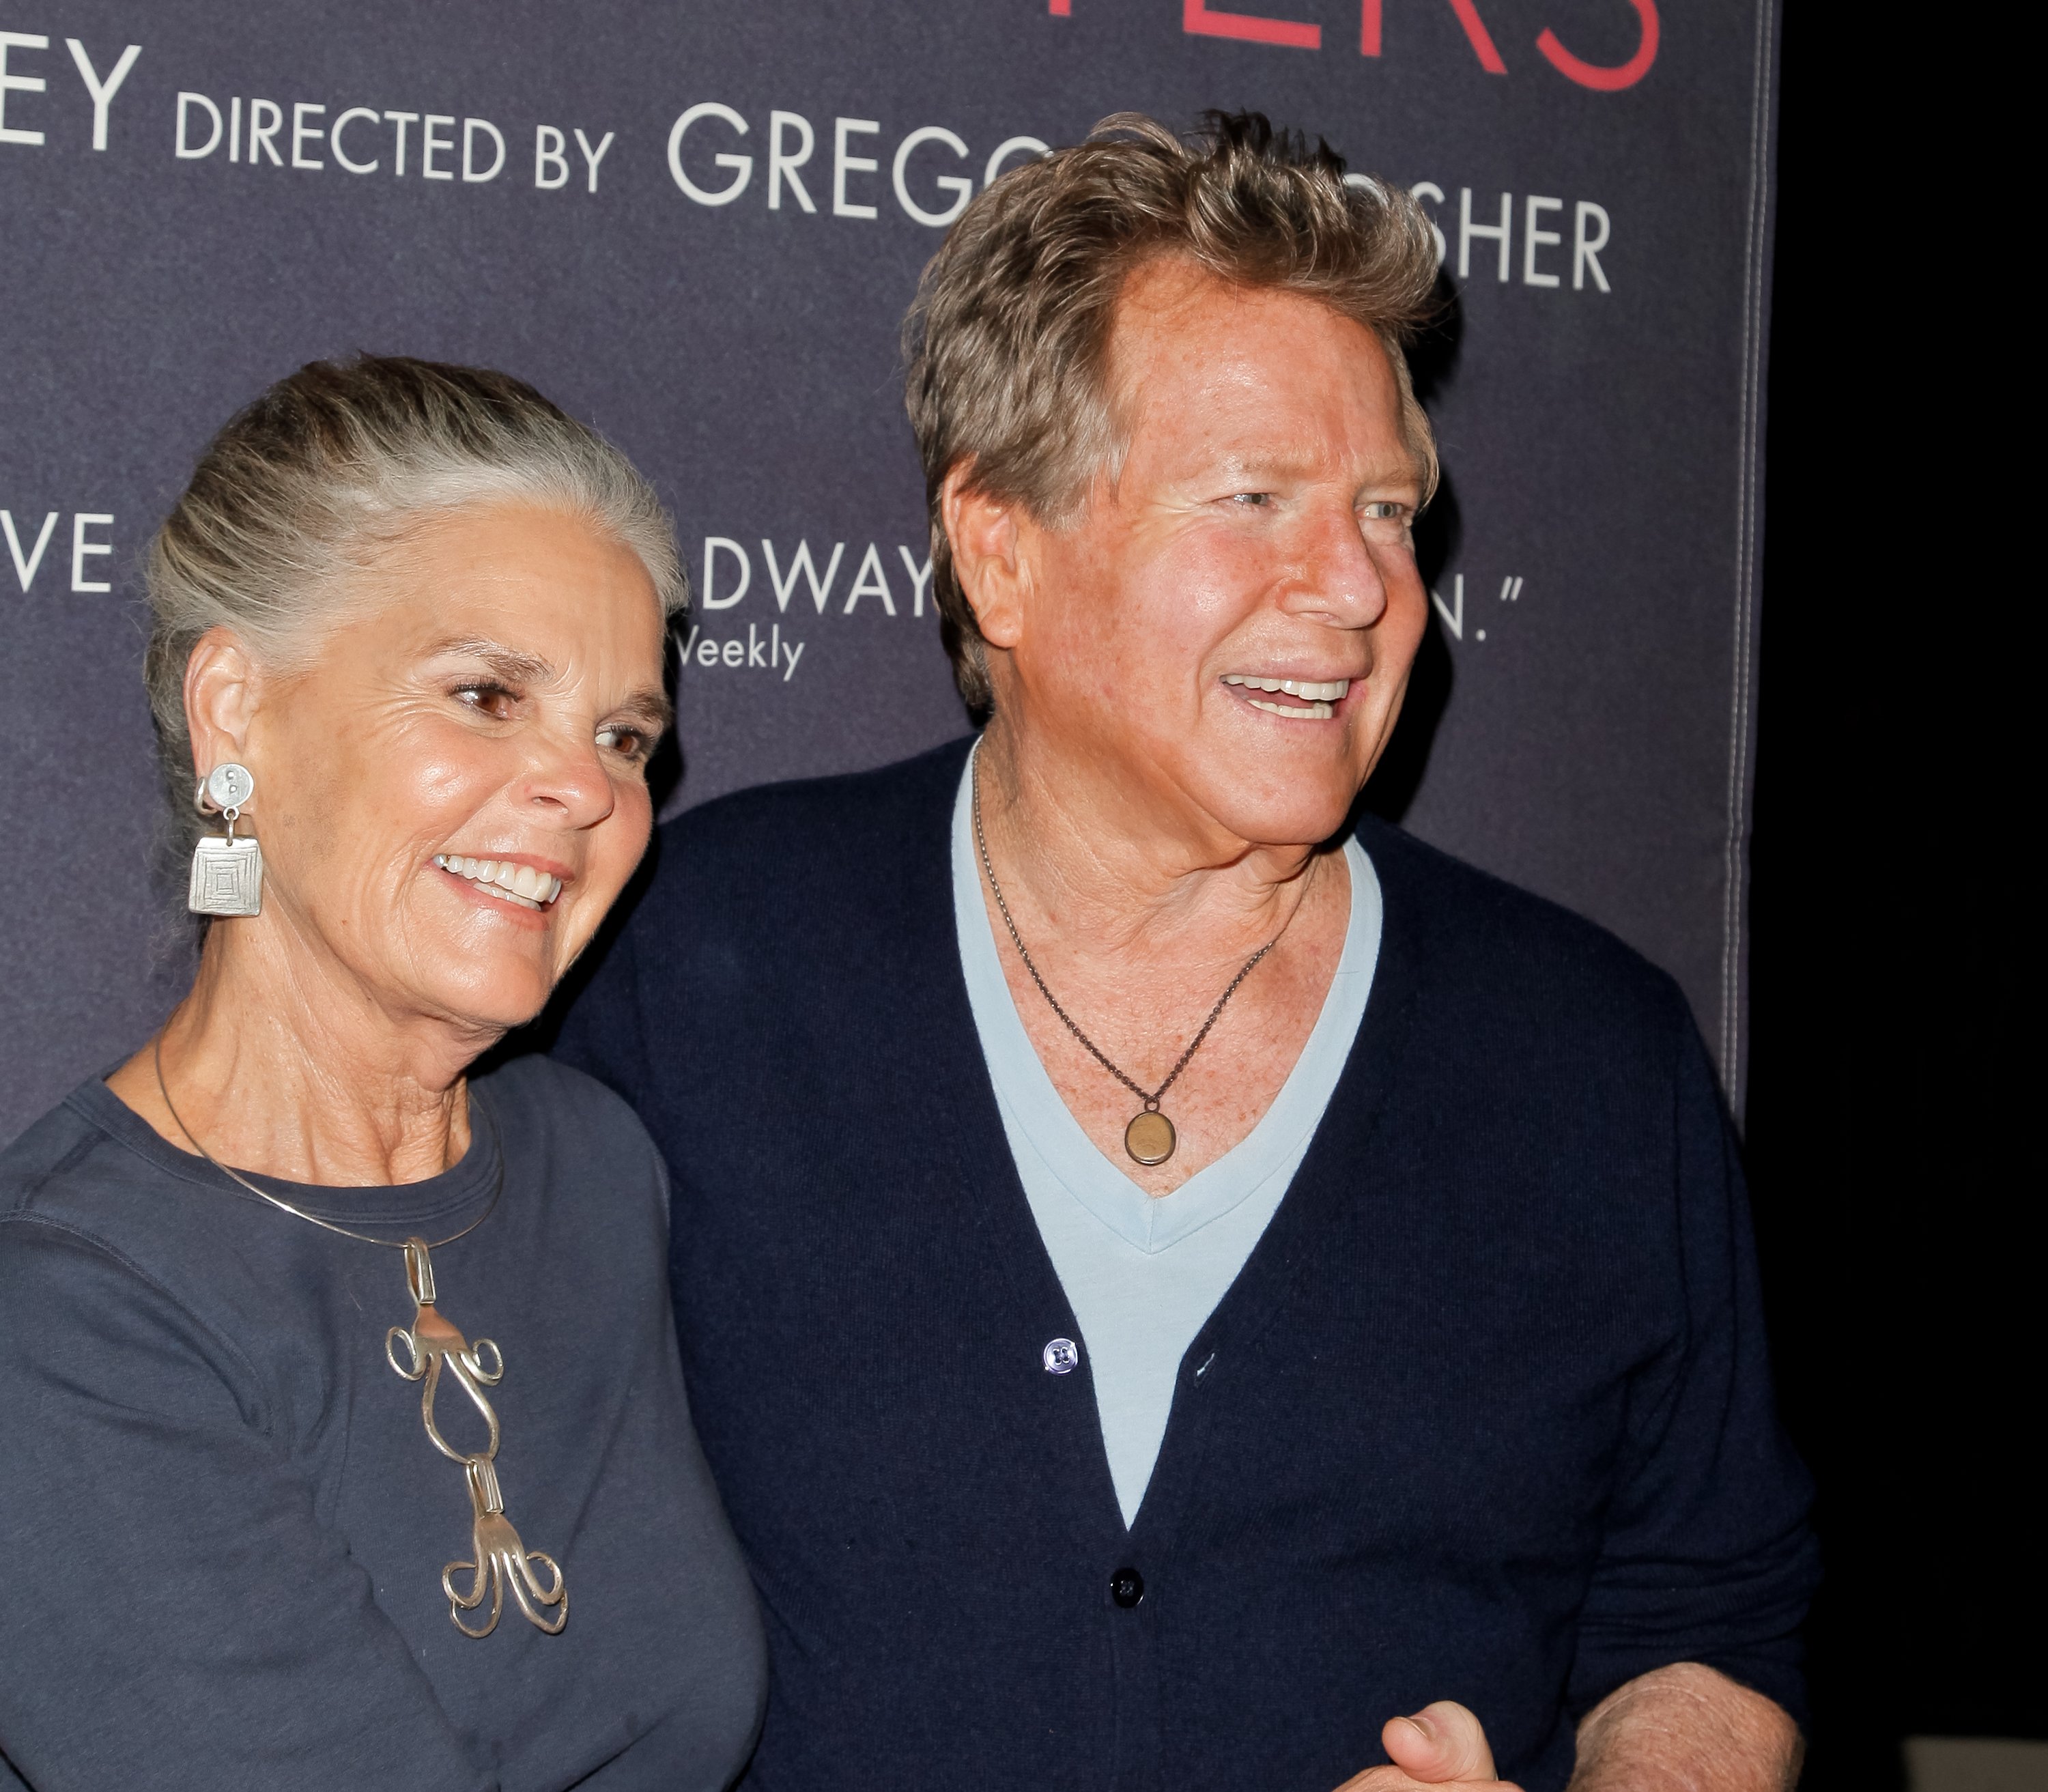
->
<box><xmin>144</xmin><ymin>354</ymin><xmax>686</xmax><ymax>856</ymax></box>
<box><xmin>902</xmin><ymin>110</ymin><xmax>1442</xmax><ymax>715</ymax></box>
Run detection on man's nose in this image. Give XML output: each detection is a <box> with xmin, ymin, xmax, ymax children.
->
<box><xmin>1277</xmin><ymin>503</ymin><xmax>1390</xmax><ymax>628</ymax></box>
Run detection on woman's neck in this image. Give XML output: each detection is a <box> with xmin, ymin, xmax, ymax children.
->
<box><xmin>110</xmin><ymin>920</ymin><xmax>492</xmax><ymax>1188</ymax></box>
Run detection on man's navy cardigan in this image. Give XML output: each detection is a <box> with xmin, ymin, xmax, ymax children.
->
<box><xmin>553</xmin><ymin>738</ymin><xmax>1817</xmax><ymax>1792</ymax></box>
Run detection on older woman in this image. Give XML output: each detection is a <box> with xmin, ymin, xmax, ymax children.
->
<box><xmin>0</xmin><ymin>358</ymin><xmax>763</xmax><ymax>1789</ymax></box>
<box><xmin>555</xmin><ymin>115</ymin><xmax>1815</xmax><ymax>1792</ymax></box>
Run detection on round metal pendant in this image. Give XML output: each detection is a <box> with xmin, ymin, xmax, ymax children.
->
<box><xmin>1124</xmin><ymin>1109</ymin><xmax>1176</xmax><ymax>1167</ymax></box>
<box><xmin>203</xmin><ymin>763</ymin><xmax>255</xmax><ymax>812</ymax></box>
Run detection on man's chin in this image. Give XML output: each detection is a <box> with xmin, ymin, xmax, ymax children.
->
<box><xmin>1209</xmin><ymin>784</ymin><xmax>1364</xmax><ymax>854</ymax></box>
<box><xmin>1212</xmin><ymin>737</ymin><xmax>1374</xmax><ymax>839</ymax></box>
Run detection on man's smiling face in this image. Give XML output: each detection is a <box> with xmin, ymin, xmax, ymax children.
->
<box><xmin>996</xmin><ymin>257</ymin><xmax>1431</xmax><ymax>851</ymax></box>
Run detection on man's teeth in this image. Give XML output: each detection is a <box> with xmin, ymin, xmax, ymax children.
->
<box><xmin>1222</xmin><ymin>674</ymin><xmax>1348</xmax><ymax>720</ymax></box>
<box><xmin>1221</xmin><ymin>674</ymin><xmax>1349</xmax><ymax>699</ymax></box>
<box><xmin>1247</xmin><ymin>698</ymin><xmax>1334</xmax><ymax>720</ymax></box>
<box><xmin>432</xmin><ymin>855</ymin><xmax>563</xmax><ymax>909</ymax></box>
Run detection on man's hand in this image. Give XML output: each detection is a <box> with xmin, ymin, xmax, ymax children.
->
<box><xmin>1569</xmin><ymin>1662</ymin><xmax>1801</xmax><ymax>1791</ymax></box>
<box><xmin>1330</xmin><ymin>1662</ymin><xmax>1798</xmax><ymax>1792</ymax></box>
<box><xmin>1331</xmin><ymin>1701</ymin><xmax>1523</xmax><ymax>1792</ymax></box>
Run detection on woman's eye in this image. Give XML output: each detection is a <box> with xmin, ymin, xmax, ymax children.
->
<box><xmin>1230</xmin><ymin>492</ymin><xmax>1273</xmax><ymax>508</ymax></box>
<box><xmin>454</xmin><ymin>683</ymin><xmax>519</xmax><ymax>720</ymax></box>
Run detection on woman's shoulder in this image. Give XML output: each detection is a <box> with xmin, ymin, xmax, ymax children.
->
<box><xmin>0</xmin><ymin>1083</ymin><xmax>260</xmax><ymax>1398</ymax></box>
<box><xmin>1</xmin><ymin>1078</ymin><xmax>160</xmax><ymax>1243</ymax></box>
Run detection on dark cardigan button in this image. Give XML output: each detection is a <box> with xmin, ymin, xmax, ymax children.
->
<box><xmin>1110</xmin><ymin>1567</ymin><xmax>1145</xmax><ymax>1608</ymax></box>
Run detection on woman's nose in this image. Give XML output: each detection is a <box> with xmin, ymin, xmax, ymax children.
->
<box><xmin>516</xmin><ymin>737</ymin><xmax>618</xmax><ymax>830</ymax></box>
<box><xmin>1279</xmin><ymin>506</ymin><xmax>1390</xmax><ymax>627</ymax></box>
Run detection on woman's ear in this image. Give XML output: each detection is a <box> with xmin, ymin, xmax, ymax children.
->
<box><xmin>942</xmin><ymin>468</ymin><xmax>1032</xmax><ymax>651</ymax></box>
<box><xmin>183</xmin><ymin>628</ymin><xmax>262</xmax><ymax>782</ymax></box>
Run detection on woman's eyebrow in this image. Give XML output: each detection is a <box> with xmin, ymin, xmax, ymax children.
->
<box><xmin>429</xmin><ymin>637</ymin><xmax>557</xmax><ymax>683</ymax></box>
<box><xmin>428</xmin><ymin>638</ymin><xmax>670</xmax><ymax>728</ymax></box>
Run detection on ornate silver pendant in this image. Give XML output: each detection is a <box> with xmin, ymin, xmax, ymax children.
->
<box><xmin>188</xmin><ymin>834</ymin><xmax>264</xmax><ymax>916</ymax></box>
<box><xmin>386</xmin><ymin>1238</ymin><xmax>566</xmax><ymax>1637</ymax></box>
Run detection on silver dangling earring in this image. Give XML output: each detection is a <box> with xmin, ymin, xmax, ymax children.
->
<box><xmin>187</xmin><ymin>763</ymin><xmax>264</xmax><ymax>918</ymax></box>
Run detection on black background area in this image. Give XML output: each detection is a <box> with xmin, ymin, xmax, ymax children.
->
<box><xmin>1746</xmin><ymin>10</ymin><xmax>2040</xmax><ymax>1782</ymax></box>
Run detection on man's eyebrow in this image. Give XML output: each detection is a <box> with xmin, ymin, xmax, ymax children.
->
<box><xmin>1212</xmin><ymin>448</ymin><xmax>1315</xmax><ymax>478</ymax></box>
<box><xmin>1210</xmin><ymin>451</ymin><xmax>1422</xmax><ymax>490</ymax></box>
<box><xmin>1360</xmin><ymin>457</ymin><xmax>1425</xmax><ymax>486</ymax></box>
<box><xmin>617</xmin><ymin>687</ymin><xmax>676</xmax><ymax>732</ymax></box>
<box><xmin>427</xmin><ymin>637</ymin><xmax>558</xmax><ymax>683</ymax></box>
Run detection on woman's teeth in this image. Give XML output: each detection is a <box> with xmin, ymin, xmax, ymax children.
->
<box><xmin>1222</xmin><ymin>674</ymin><xmax>1348</xmax><ymax>720</ymax></box>
<box><xmin>433</xmin><ymin>855</ymin><xmax>562</xmax><ymax>909</ymax></box>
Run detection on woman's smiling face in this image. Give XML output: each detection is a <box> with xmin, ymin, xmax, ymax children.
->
<box><xmin>224</xmin><ymin>501</ymin><xmax>670</xmax><ymax>1036</ymax></box>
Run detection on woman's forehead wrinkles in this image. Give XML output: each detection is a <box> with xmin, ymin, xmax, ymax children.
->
<box><xmin>425</xmin><ymin>637</ymin><xmax>557</xmax><ymax>683</ymax></box>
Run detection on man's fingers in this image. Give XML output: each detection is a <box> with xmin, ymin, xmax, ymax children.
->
<box><xmin>1330</xmin><ymin>1776</ymin><xmax>1521</xmax><ymax>1792</ymax></box>
<box><xmin>1380</xmin><ymin>1701</ymin><xmax>1498</xmax><ymax>1782</ymax></box>
<box><xmin>1328</xmin><ymin>1700</ymin><xmax>1517</xmax><ymax>1791</ymax></box>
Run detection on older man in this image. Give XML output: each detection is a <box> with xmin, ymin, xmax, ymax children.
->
<box><xmin>556</xmin><ymin>114</ymin><xmax>1816</xmax><ymax>1792</ymax></box>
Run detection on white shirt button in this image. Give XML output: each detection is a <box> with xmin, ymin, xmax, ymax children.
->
<box><xmin>1042</xmin><ymin>1337</ymin><xmax>1079</xmax><ymax>1375</ymax></box>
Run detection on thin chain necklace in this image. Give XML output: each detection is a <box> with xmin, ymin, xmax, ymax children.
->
<box><xmin>153</xmin><ymin>1032</ymin><xmax>500</xmax><ymax>1248</ymax></box>
<box><xmin>152</xmin><ymin>1034</ymin><xmax>567</xmax><ymax>1639</ymax></box>
<box><xmin>971</xmin><ymin>754</ymin><xmax>1280</xmax><ymax>1168</ymax></box>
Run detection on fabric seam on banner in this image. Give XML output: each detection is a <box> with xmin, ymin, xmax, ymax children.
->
<box><xmin>1722</xmin><ymin>0</ymin><xmax>1778</xmax><ymax>1107</ymax></box>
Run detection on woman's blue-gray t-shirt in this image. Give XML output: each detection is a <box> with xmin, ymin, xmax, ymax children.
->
<box><xmin>0</xmin><ymin>1054</ymin><xmax>765</xmax><ymax>1792</ymax></box>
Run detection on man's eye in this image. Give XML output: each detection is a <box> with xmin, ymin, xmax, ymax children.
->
<box><xmin>1361</xmin><ymin>501</ymin><xmax>1406</xmax><ymax>522</ymax></box>
<box><xmin>1230</xmin><ymin>492</ymin><xmax>1273</xmax><ymax>508</ymax></box>
<box><xmin>454</xmin><ymin>682</ymin><xmax>519</xmax><ymax>720</ymax></box>
<box><xmin>597</xmin><ymin>726</ymin><xmax>649</xmax><ymax>760</ymax></box>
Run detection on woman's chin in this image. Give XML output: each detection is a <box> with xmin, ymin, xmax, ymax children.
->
<box><xmin>395</xmin><ymin>898</ymin><xmax>582</xmax><ymax>1033</ymax></box>
<box><xmin>414</xmin><ymin>963</ymin><xmax>557</xmax><ymax>1040</ymax></box>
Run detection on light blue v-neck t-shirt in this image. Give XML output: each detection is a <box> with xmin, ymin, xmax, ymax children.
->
<box><xmin>952</xmin><ymin>756</ymin><xmax>1382</xmax><ymax>1526</ymax></box>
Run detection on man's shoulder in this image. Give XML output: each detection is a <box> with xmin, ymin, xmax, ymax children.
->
<box><xmin>639</xmin><ymin>737</ymin><xmax>971</xmax><ymax>922</ymax></box>
<box><xmin>553</xmin><ymin>739</ymin><xmax>976</xmax><ymax>1105</ymax></box>
<box><xmin>474</xmin><ymin>1053</ymin><xmax>659</xmax><ymax>1163</ymax></box>
<box><xmin>666</xmin><ymin>737</ymin><xmax>970</xmax><ymax>855</ymax></box>
<box><xmin>1356</xmin><ymin>815</ymin><xmax>1691</xmax><ymax>1041</ymax></box>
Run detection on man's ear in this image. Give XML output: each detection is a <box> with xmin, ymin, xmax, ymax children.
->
<box><xmin>183</xmin><ymin>628</ymin><xmax>262</xmax><ymax>782</ymax></box>
<box><xmin>942</xmin><ymin>467</ymin><xmax>1032</xmax><ymax>651</ymax></box>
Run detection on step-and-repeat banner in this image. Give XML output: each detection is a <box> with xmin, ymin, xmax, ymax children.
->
<box><xmin>0</xmin><ymin>0</ymin><xmax>1776</xmax><ymax>1143</ymax></box>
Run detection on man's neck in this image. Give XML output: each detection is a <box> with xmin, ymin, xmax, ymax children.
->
<box><xmin>116</xmin><ymin>919</ymin><xmax>492</xmax><ymax>1189</ymax></box>
<box><xmin>973</xmin><ymin>715</ymin><xmax>1324</xmax><ymax>976</ymax></box>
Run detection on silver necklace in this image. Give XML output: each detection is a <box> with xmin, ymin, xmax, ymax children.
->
<box><xmin>152</xmin><ymin>1035</ymin><xmax>567</xmax><ymax>1638</ymax></box>
<box><xmin>971</xmin><ymin>756</ymin><xmax>1278</xmax><ymax>1167</ymax></box>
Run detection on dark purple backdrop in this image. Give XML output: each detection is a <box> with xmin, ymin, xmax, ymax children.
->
<box><xmin>0</xmin><ymin>0</ymin><xmax>1776</xmax><ymax>1144</ymax></box>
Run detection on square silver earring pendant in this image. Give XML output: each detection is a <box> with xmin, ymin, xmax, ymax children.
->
<box><xmin>188</xmin><ymin>763</ymin><xmax>263</xmax><ymax>917</ymax></box>
<box><xmin>188</xmin><ymin>834</ymin><xmax>264</xmax><ymax>916</ymax></box>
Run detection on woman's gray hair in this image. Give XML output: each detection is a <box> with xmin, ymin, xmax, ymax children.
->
<box><xmin>902</xmin><ymin>110</ymin><xmax>1443</xmax><ymax>717</ymax></box>
<box><xmin>145</xmin><ymin>354</ymin><xmax>686</xmax><ymax>857</ymax></box>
